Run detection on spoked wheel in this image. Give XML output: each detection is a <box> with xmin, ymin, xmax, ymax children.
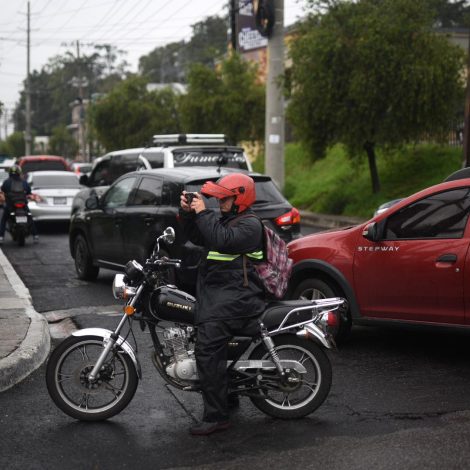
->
<box><xmin>248</xmin><ymin>335</ymin><xmax>332</xmax><ymax>419</ymax></box>
<box><xmin>46</xmin><ymin>335</ymin><xmax>138</xmax><ymax>421</ymax></box>
<box><xmin>74</xmin><ymin>234</ymin><xmax>99</xmax><ymax>281</ymax></box>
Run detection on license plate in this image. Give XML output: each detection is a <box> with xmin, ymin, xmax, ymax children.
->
<box><xmin>16</xmin><ymin>216</ymin><xmax>27</xmax><ymax>223</ymax></box>
<box><xmin>54</xmin><ymin>197</ymin><xmax>67</xmax><ymax>205</ymax></box>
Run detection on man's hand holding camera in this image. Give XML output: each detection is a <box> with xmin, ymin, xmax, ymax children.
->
<box><xmin>181</xmin><ymin>191</ymin><xmax>205</xmax><ymax>214</ymax></box>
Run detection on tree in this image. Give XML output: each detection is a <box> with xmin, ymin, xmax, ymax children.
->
<box><xmin>180</xmin><ymin>53</ymin><xmax>265</xmax><ymax>144</ymax></box>
<box><xmin>0</xmin><ymin>132</ymin><xmax>26</xmax><ymax>158</ymax></box>
<box><xmin>139</xmin><ymin>15</ymin><xmax>228</xmax><ymax>83</ymax></box>
<box><xmin>287</xmin><ymin>0</ymin><xmax>465</xmax><ymax>192</ymax></box>
<box><xmin>13</xmin><ymin>45</ymin><xmax>128</xmax><ymax>138</ymax></box>
<box><xmin>90</xmin><ymin>76</ymin><xmax>181</xmax><ymax>150</ymax></box>
<box><xmin>48</xmin><ymin>125</ymin><xmax>78</xmax><ymax>160</ymax></box>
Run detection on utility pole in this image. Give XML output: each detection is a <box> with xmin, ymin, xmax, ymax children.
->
<box><xmin>76</xmin><ymin>40</ymin><xmax>87</xmax><ymax>161</ymax></box>
<box><xmin>3</xmin><ymin>109</ymin><xmax>8</xmax><ymax>140</ymax></box>
<box><xmin>230</xmin><ymin>0</ymin><xmax>237</xmax><ymax>51</ymax></box>
<box><xmin>264</xmin><ymin>0</ymin><xmax>285</xmax><ymax>190</ymax></box>
<box><xmin>25</xmin><ymin>1</ymin><xmax>32</xmax><ymax>155</ymax></box>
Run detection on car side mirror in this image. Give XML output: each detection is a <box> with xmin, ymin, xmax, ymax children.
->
<box><xmin>85</xmin><ymin>194</ymin><xmax>99</xmax><ymax>210</ymax></box>
<box><xmin>362</xmin><ymin>222</ymin><xmax>380</xmax><ymax>242</ymax></box>
<box><xmin>79</xmin><ymin>174</ymin><xmax>89</xmax><ymax>186</ymax></box>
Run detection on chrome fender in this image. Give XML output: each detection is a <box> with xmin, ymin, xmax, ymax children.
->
<box><xmin>72</xmin><ymin>328</ymin><xmax>142</xmax><ymax>379</ymax></box>
<box><xmin>296</xmin><ymin>323</ymin><xmax>336</xmax><ymax>350</ymax></box>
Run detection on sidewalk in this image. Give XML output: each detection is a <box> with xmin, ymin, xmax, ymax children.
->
<box><xmin>0</xmin><ymin>210</ymin><xmax>366</xmax><ymax>393</ymax></box>
<box><xmin>0</xmin><ymin>248</ymin><xmax>50</xmax><ymax>392</ymax></box>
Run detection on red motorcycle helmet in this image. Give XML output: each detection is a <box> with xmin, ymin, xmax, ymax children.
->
<box><xmin>200</xmin><ymin>173</ymin><xmax>256</xmax><ymax>213</ymax></box>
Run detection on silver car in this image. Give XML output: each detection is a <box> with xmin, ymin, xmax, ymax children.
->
<box><xmin>27</xmin><ymin>171</ymin><xmax>83</xmax><ymax>221</ymax></box>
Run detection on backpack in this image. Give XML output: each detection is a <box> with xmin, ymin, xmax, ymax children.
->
<box><xmin>230</xmin><ymin>214</ymin><xmax>293</xmax><ymax>299</ymax></box>
<box><xmin>254</xmin><ymin>223</ymin><xmax>293</xmax><ymax>299</ymax></box>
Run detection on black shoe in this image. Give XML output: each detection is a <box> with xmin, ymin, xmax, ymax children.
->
<box><xmin>189</xmin><ymin>421</ymin><xmax>230</xmax><ymax>436</ymax></box>
<box><xmin>228</xmin><ymin>394</ymin><xmax>240</xmax><ymax>409</ymax></box>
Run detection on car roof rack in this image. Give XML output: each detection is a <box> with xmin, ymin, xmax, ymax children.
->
<box><xmin>152</xmin><ymin>134</ymin><xmax>227</xmax><ymax>146</ymax></box>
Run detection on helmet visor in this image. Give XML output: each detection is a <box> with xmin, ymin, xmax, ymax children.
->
<box><xmin>200</xmin><ymin>181</ymin><xmax>236</xmax><ymax>199</ymax></box>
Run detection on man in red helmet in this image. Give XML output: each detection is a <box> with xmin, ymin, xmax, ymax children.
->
<box><xmin>179</xmin><ymin>172</ymin><xmax>266</xmax><ymax>436</ymax></box>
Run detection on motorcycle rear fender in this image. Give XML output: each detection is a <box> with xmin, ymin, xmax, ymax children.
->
<box><xmin>72</xmin><ymin>328</ymin><xmax>142</xmax><ymax>379</ymax></box>
<box><xmin>296</xmin><ymin>323</ymin><xmax>335</xmax><ymax>350</ymax></box>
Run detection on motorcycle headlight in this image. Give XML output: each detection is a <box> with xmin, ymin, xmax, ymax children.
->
<box><xmin>112</xmin><ymin>274</ymin><xmax>136</xmax><ymax>300</ymax></box>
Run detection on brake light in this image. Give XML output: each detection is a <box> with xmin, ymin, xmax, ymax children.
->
<box><xmin>327</xmin><ymin>311</ymin><xmax>339</xmax><ymax>328</ymax></box>
<box><xmin>274</xmin><ymin>208</ymin><xmax>301</xmax><ymax>226</ymax></box>
<box><xmin>30</xmin><ymin>193</ymin><xmax>46</xmax><ymax>203</ymax></box>
<box><xmin>14</xmin><ymin>203</ymin><xmax>25</xmax><ymax>208</ymax></box>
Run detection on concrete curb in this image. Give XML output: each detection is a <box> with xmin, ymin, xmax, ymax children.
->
<box><xmin>0</xmin><ymin>249</ymin><xmax>51</xmax><ymax>392</ymax></box>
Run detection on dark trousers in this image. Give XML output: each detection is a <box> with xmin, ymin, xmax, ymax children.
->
<box><xmin>195</xmin><ymin>317</ymin><xmax>259</xmax><ymax>423</ymax></box>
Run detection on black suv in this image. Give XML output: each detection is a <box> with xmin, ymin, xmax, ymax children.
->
<box><xmin>69</xmin><ymin>167</ymin><xmax>300</xmax><ymax>293</ymax></box>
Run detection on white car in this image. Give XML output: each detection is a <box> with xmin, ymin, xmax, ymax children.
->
<box><xmin>27</xmin><ymin>171</ymin><xmax>83</xmax><ymax>221</ymax></box>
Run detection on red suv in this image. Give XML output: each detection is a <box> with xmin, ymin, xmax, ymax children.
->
<box><xmin>287</xmin><ymin>177</ymin><xmax>470</xmax><ymax>339</ymax></box>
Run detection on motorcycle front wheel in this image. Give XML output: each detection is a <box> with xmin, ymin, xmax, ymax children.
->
<box><xmin>46</xmin><ymin>335</ymin><xmax>138</xmax><ymax>421</ymax></box>
<box><xmin>248</xmin><ymin>335</ymin><xmax>332</xmax><ymax>419</ymax></box>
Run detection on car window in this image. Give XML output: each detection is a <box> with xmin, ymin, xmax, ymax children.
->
<box><xmin>103</xmin><ymin>177</ymin><xmax>136</xmax><ymax>209</ymax></box>
<box><xmin>172</xmin><ymin>150</ymin><xmax>249</xmax><ymax>170</ymax></box>
<box><xmin>90</xmin><ymin>160</ymin><xmax>112</xmax><ymax>186</ymax></box>
<box><xmin>30</xmin><ymin>174</ymin><xmax>80</xmax><ymax>188</ymax></box>
<box><xmin>141</xmin><ymin>151</ymin><xmax>164</xmax><ymax>169</ymax></box>
<box><xmin>385</xmin><ymin>188</ymin><xmax>470</xmax><ymax>239</ymax></box>
<box><xmin>109</xmin><ymin>154</ymin><xmax>139</xmax><ymax>182</ymax></box>
<box><xmin>21</xmin><ymin>160</ymin><xmax>67</xmax><ymax>173</ymax></box>
<box><xmin>132</xmin><ymin>177</ymin><xmax>163</xmax><ymax>205</ymax></box>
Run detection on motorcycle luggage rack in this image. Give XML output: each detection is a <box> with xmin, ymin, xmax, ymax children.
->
<box><xmin>270</xmin><ymin>297</ymin><xmax>345</xmax><ymax>334</ymax></box>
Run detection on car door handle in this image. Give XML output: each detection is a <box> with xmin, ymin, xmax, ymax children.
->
<box><xmin>436</xmin><ymin>253</ymin><xmax>457</xmax><ymax>263</ymax></box>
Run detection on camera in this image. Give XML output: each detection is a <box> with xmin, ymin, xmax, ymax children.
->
<box><xmin>185</xmin><ymin>192</ymin><xmax>197</xmax><ymax>204</ymax></box>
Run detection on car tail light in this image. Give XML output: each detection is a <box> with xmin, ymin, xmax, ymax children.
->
<box><xmin>14</xmin><ymin>203</ymin><xmax>26</xmax><ymax>208</ymax></box>
<box><xmin>30</xmin><ymin>193</ymin><xmax>46</xmax><ymax>203</ymax></box>
<box><xmin>274</xmin><ymin>208</ymin><xmax>300</xmax><ymax>226</ymax></box>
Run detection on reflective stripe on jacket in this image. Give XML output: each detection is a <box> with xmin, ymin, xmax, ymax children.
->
<box><xmin>207</xmin><ymin>250</ymin><xmax>263</xmax><ymax>261</ymax></box>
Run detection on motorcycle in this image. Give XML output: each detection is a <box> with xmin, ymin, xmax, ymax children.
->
<box><xmin>6</xmin><ymin>200</ymin><xmax>32</xmax><ymax>246</ymax></box>
<box><xmin>46</xmin><ymin>227</ymin><xmax>345</xmax><ymax>421</ymax></box>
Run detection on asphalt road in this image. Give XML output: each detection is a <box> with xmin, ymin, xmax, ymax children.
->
<box><xmin>2</xmin><ymin>225</ymin><xmax>470</xmax><ymax>469</ymax></box>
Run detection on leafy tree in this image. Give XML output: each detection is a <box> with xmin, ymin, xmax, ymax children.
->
<box><xmin>180</xmin><ymin>53</ymin><xmax>265</xmax><ymax>144</ymax></box>
<box><xmin>139</xmin><ymin>15</ymin><xmax>228</xmax><ymax>83</ymax></box>
<box><xmin>90</xmin><ymin>76</ymin><xmax>181</xmax><ymax>150</ymax></box>
<box><xmin>0</xmin><ymin>132</ymin><xmax>26</xmax><ymax>158</ymax></box>
<box><xmin>13</xmin><ymin>45</ymin><xmax>128</xmax><ymax>138</ymax></box>
<box><xmin>288</xmin><ymin>0</ymin><xmax>465</xmax><ymax>192</ymax></box>
<box><xmin>48</xmin><ymin>125</ymin><xmax>78</xmax><ymax>160</ymax></box>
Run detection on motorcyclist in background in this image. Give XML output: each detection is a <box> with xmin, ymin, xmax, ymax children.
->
<box><xmin>179</xmin><ymin>173</ymin><xmax>266</xmax><ymax>436</ymax></box>
<box><xmin>0</xmin><ymin>165</ymin><xmax>39</xmax><ymax>244</ymax></box>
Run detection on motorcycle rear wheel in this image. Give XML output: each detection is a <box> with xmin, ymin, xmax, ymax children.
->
<box><xmin>46</xmin><ymin>335</ymin><xmax>138</xmax><ymax>421</ymax></box>
<box><xmin>248</xmin><ymin>335</ymin><xmax>332</xmax><ymax>419</ymax></box>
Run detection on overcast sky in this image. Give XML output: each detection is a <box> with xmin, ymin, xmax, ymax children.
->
<box><xmin>0</xmin><ymin>0</ymin><xmax>307</xmax><ymax>132</ymax></box>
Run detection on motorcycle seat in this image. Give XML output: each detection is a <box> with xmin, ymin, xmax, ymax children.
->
<box><xmin>260</xmin><ymin>300</ymin><xmax>317</xmax><ymax>330</ymax></box>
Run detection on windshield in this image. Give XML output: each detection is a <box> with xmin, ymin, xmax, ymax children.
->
<box><xmin>22</xmin><ymin>161</ymin><xmax>68</xmax><ymax>173</ymax></box>
<box><xmin>172</xmin><ymin>150</ymin><xmax>249</xmax><ymax>170</ymax></box>
<box><xmin>31</xmin><ymin>174</ymin><xmax>81</xmax><ymax>188</ymax></box>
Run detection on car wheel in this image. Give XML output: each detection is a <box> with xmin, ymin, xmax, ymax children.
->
<box><xmin>74</xmin><ymin>234</ymin><xmax>99</xmax><ymax>281</ymax></box>
<box><xmin>292</xmin><ymin>278</ymin><xmax>351</xmax><ymax>342</ymax></box>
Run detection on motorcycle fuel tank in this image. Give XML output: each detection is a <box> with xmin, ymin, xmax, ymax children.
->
<box><xmin>150</xmin><ymin>285</ymin><xmax>196</xmax><ymax>324</ymax></box>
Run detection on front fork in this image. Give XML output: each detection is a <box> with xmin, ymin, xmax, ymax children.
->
<box><xmin>87</xmin><ymin>284</ymin><xmax>144</xmax><ymax>382</ymax></box>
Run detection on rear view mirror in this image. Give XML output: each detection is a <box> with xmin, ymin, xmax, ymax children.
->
<box><xmin>362</xmin><ymin>222</ymin><xmax>380</xmax><ymax>242</ymax></box>
<box><xmin>85</xmin><ymin>194</ymin><xmax>99</xmax><ymax>210</ymax></box>
<box><xmin>162</xmin><ymin>227</ymin><xmax>175</xmax><ymax>245</ymax></box>
<box><xmin>79</xmin><ymin>174</ymin><xmax>89</xmax><ymax>186</ymax></box>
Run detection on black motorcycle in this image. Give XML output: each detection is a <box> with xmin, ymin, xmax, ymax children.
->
<box><xmin>6</xmin><ymin>201</ymin><xmax>32</xmax><ymax>246</ymax></box>
<box><xmin>46</xmin><ymin>227</ymin><xmax>345</xmax><ymax>421</ymax></box>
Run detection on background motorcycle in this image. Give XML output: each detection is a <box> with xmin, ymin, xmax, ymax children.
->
<box><xmin>46</xmin><ymin>227</ymin><xmax>345</xmax><ymax>421</ymax></box>
<box><xmin>6</xmin><ymin>200</ymin><xmax>32</xmax><ymax>246</ymax></box>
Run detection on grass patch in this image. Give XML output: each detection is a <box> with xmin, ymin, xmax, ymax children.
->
<box><xmin>254</xmin><ymin>142</ymin><xmax>462</xmax><ymax>218</ymax></box>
